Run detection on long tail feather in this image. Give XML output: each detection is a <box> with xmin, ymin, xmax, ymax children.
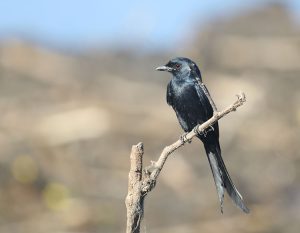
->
<box><xmin>204</xmin><ymin>140</ymin><xmax>249</xmax><ymax>214</ymax></box>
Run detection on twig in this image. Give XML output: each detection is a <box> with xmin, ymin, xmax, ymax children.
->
<box><xmin>125</xmin><ymin>92</ymin><xmax>246</xmax><ymax>233</ymax></box>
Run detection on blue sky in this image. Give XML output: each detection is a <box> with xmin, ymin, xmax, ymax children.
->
<box><xmin>0</xmin><ymin>0</ymin><xmax>299</xmax><ymax>50</ymax></box>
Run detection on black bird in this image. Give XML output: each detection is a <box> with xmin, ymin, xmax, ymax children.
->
<box><xmin>156</xmin><ymin>57</ymin><xmax>249</xmax><ymax>213</ymax></box>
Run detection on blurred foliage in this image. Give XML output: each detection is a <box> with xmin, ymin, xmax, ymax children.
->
<box><xmin>0</xmin><ymin>3</ymin><xmax>299</xmax><ymax>233</ymax></box>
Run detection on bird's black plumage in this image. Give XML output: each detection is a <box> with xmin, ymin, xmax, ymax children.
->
<box><xmin>156</xmin><ymin>57</ymin><xmax>249</xmax><ymax>213</ymax></box>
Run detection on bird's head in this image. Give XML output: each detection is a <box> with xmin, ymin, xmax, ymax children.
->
<box><xmin>156</xmin><ymin>57</ymin><xmax>202</xmax><ymax>81</ymax></box>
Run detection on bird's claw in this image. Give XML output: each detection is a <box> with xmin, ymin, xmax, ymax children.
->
<box><xmin>208</xmin><ymin>125</ymin><xmax>214</xmax><ymax>132</ymax></box>
<box><xmin>194</xmin><ymin>127</ymin><xmax>204</xmax><ymax>136</ymax></box>
<box><xmin>194</xmin><ymin>125</ymin><xmax>214</xmax><ymax>137</ymax></box>
<box><xmin>180</xmin><ymin>132</ymin><xmax>192</xmax><ymax>143</ymax></box>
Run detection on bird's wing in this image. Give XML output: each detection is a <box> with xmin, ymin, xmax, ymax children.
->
<box><xmin>194</xmin><ymin>82</ymin><xmax>213</xmax><ymax>120</ymax></box>
<box><xmin>194</xmin><ymin>82</ymin><xmax>219</xmax><ymax>138</ymax></box>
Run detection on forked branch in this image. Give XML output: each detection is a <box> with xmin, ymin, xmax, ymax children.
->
<box><xmin>125</xmin><ymin>92</ymin><xmax>246</xmax><ymax>233</ymax></box>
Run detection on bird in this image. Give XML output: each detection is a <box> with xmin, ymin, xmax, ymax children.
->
<box><xmin>156</xmin><ymin>57</ymin><xmax>249</xmax><ymax>214</ymax></box>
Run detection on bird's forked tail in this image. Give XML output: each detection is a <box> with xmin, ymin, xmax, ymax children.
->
<box><xmin>204</xmin><ymin>141</ymin><xmax>250</xmax><ymax>214</ymax></box>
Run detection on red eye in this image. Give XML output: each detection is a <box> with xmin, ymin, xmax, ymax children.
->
<box><xmin>175</xmin><ymin>64</ymin><xmax>181</xmax><ymax>68</ymax></box>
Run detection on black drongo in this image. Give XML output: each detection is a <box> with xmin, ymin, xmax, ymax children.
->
<box><xmin>156</xmin><ymin>57</ymin><xmax>249</xmax><ymax>213</ymax></box>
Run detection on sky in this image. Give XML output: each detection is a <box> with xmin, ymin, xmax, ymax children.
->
<box><xmin>0</xmin><ymin>0</ymin><xmax>299</xmax><ymax>51</ymax></box>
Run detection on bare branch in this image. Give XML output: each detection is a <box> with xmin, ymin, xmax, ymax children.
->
<box><xmin>142</xmin><ymin>92</ymin><xmax>246</xmax><ymax>192</ymax></box>
<box><xmin>125</xmin><ymin>92</ymin><xmax>246</xmax><ymax>233</ymax></box>
<box><xmin>125</xmin><ymin>143</ymin><xmax>144</xmax><ymax>233</ymax></box>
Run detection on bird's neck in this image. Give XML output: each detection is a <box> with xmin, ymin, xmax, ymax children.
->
<box><xmin>172</xmin><ymin>73</ymin><xmax>195</xmax><ymax>85</ymax></box>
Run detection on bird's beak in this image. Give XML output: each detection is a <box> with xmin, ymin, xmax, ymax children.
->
<box><xmin>156</xmin><ymin>65</ymin><xmax>173</xmax><ymax>72</ymax></box>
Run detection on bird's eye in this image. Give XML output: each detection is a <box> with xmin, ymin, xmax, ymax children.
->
<box><xmin>175</xmin><ymin>64</ymin><xmax>181</xmax><ymax>69</ymax></box>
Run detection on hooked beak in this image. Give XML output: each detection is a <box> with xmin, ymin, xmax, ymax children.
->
<box><xmin>156</xmin><ymin>65</ymin><xmax>173</xmax><ymax>72</ymax></box>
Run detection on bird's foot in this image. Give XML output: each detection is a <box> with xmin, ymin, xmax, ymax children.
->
<box><xmin>207</xmin><ymin>125</ymin><xmax>214</xmax><ymax>132</ymax></box>
<box><xmin>194</xmin><ymin>125</ymin><xmax>214</xmax><ymax>137</ymax></box>
<box><xmin>180</xmin><ymin>132</ymin><xmax>192</xmax><ymax>143</ymax></box>
<box><xmin>194</xmin><ymin>127</ymin><xmax>204</xmax><ymax>136</ymax></box>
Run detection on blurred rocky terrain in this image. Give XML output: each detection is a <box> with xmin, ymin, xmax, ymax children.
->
<box><xmin>0</xmin><ymin>3</ymin><xmax>299</xmax><ymax>233</ymax></box>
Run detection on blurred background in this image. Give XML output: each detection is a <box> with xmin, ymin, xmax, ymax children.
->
<box><xmin>0</xmin><ymin>0</ymin><xmax>299</xmax><ymax>232</ymax></box>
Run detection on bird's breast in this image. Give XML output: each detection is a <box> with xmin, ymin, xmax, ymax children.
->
<box><xmin>170</xmin><ymin>80</ymin><xmax>197</xmax><ymax>105</ymax></box>
<box><xmin>168</xmin><ymin>78</ymin><xmax>214</xmax><ymax>132</ymax></box>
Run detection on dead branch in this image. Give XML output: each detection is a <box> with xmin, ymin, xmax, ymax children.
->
<box><xmin>125</xmin><ymin>143</ymin><xmax>144</xmax><ymax>233</ymax></box>
<box><xmin>125</xmin><ymin>92</ymin><xmax>246</xmax><ymax>233</ymax></box>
